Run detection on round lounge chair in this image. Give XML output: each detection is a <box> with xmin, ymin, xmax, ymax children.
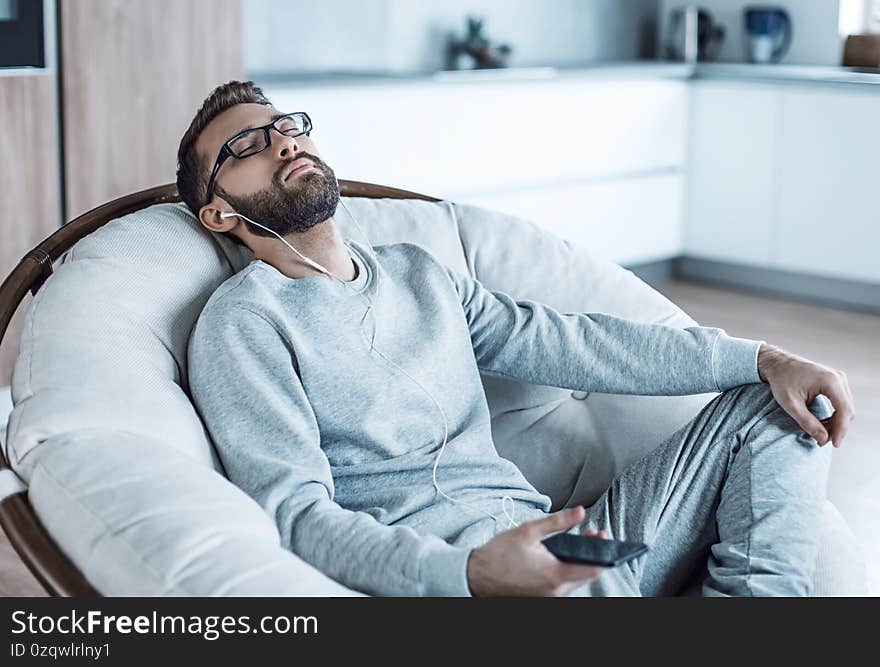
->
<box><xmin>0</xmin><ymin>182</ymin><xmax>867</xmax><ymax>596</ymax></box>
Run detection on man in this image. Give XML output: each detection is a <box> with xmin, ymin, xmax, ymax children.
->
<box><xmin>181</xmin><ymin>80</ymin><xmax>855</xmax><ymax>597</ymax></box>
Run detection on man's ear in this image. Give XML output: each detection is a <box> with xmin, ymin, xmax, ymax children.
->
<box><xmin>198</xmin><ymin>203</ymin><xmax>237</xmax><ymax>234</ymax></box>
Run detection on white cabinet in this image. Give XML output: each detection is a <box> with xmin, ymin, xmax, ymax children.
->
<box><xmin>685</xmin><ymin>82</ymin><xmax>779</xmax><ymax>266</ymax></box>
<box><xmin>775</xmin><ymin>88</ymin><xmax>880</xmax><ymax>283</ymax></box>
<box><xmin>269</xmin><ymin>79</ymin><xmax>685</xmax><ymax>196</ymax></box>
<box><xmin>266</xmin><ymin>77</ymin><xmax>687</xmax><ymax>265</ymax></box>
<box><xmin>258</xmin><ymin>75</ymin><xmax>880</xmax><ymax>282</ymax></box>
<box><xmin>464</xmin><ymin>172</ymin><xmax>683</xmax><ymax>266</ymax></box>
<box><xmin>685</xmin><ymin>80</ymin><xmax>880</xmax><ymax>284</ymax></box>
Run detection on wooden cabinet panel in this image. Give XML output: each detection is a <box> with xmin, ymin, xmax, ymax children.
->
<box><xmin>0</xmin><ymin>74</ymin><xmax>62</xmax><ymax>385</ymax></box>
<box><xmin>59</xmin><ymin>0</ymin><xmax>244</xmax><ymax>219</ymax></box>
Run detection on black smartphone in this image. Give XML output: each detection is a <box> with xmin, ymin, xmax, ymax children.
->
<box><xmin>542</xmin><ymin>532</ymin><xmax>649</xmax><ymax>567</ymax></box>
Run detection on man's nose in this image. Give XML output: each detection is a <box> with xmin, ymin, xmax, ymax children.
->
<box><xmin>269</xmin><ymin>128</ymin><xmax>300</xmax><ymax>158</ymax></box>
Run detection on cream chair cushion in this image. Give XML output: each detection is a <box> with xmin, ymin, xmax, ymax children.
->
<box><xmin>5</xmin><ymin>198</ymin><xmax>866</xmax><ymax>595</ymax></box>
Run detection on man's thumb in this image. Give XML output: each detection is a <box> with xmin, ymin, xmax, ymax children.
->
<box><xmin>784</xmin><ymin>396</ymin><xmax>829</xmax><ymax>444</ymax></box>
<box><xmin>531</xmin><ymin>506</ymin><xmax>586</xmax><ymax>537</ymax></box>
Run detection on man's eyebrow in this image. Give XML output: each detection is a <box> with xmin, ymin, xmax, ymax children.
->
<box><xmin>234</xmin><ymin>112</ymin><xmax>286</xmax><ymax>136</ymax></box>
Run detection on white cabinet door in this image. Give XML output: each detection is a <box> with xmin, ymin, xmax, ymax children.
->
<box><xmin>684</xmin><ymin>82</ymin><xmax>780</xmax><ymax>266</ymax></box>
<box><xmin>774</xmin><ymin>88</ymin><xmax>880</xmax><ymax>283</ymax></box>
<box><xmin>266</xmin><ymin>78</ymin><xmax>686</xmax><ymax>267</ymax></box>
<box><xmin>266</xmin><ymin>79</ymin><xmax>685</xmax><ymax>199</ymax></box>
<box><xmin>461</xmin><ymin>173</ymin><xmax>684</xmax><ymax>266</ymax></box>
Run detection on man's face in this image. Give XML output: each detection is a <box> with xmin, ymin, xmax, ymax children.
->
<box><xmin>197</xmin><ymin>103</ymin><xmax>340</xmax><ymax>237</ymax></box>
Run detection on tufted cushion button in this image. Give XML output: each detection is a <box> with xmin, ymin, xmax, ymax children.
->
<box><xmin>571</xmin><ymin>390</ymin><xmax>590</xmax><ymax>400</ymax></box>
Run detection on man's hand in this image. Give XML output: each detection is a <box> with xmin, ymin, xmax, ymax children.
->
<box><xmin>757</xmin><ymin>343</ymin><xmax>855</xmax><ymax>448</ymax></box>
<box><xmin>466</xmin><ymin>506</ymin><xmax>607</xmax><ymax>597</ymax></box>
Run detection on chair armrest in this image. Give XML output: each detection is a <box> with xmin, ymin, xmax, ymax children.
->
<box><xmin>21</xmin><ymin>430</ymin><xmax>362</xmax><ymax>596</ymax></box>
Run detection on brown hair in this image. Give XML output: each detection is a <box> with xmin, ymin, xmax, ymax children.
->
<box><xmin>176</xmin><ymin>80</ymin><xmax>272</xmax><ymax>245</ymax></box>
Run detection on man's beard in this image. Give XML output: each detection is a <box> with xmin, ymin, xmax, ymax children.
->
<box><xmin>217</xmin><ymin>152</ymin><xmax>340</xmax><ymax>237</ymax></box>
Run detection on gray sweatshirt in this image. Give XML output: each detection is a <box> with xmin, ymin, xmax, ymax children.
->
<box><xmin>187</xmin><ymin>239</ymin><xmax>763</xmax><ymax>597</ymax></box>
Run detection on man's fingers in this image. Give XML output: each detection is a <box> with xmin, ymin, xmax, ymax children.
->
<box><xmin>763</xmin><ymin>347</ymin><xmax>856</xmax><ymax>448</ymax></box>
<box><xmin>527</xmin><ymin>506</ymin><xmax>586</xmax><ymax>538</ymax></box>
<box><xmin>781</xmin><ymin>394</ymin><xmax>829</xmax><ymax>444</ymax></box>
<box><xmin>821</xmin><ymin>380</ymin><xmax>854</xmax><ymax>448</ymax></box>
<box><xmin>826</xmin><ymin>412</ymin><xmax>848</xmax><ymax>448</ymax></box>
<box><xmin>556</xmin><ymin>562</ymin><xmax>604</xmax><ymax>585</ymax></box>
<box><xmin>839</xmin><ymin>372</ymin><xmax>855</xmax><ymax>406</ymax></box>
<box><xmin>838</xmin><ymin>370</ymin><xmax>855</xmax><ymax>406</ymax></box>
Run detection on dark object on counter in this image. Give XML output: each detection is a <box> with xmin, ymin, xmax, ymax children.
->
<box><xmin>744</xmin><ymin>6</ymin><xmax>792</xmax><ymax>64</ymax></box>
<box><xmin>665</xmin><ymin>6</ymin><xmax>725</xmax><ymax>62</ymax></box>
<box><xmin>843</xmin><ymin>34</ymin><xmax>880</xmax><ymax>68</ymax></box>
<box><xmin>447</xmin><ymin>16</ymin><xmax>512</xmax><ymax>70</ymax></box>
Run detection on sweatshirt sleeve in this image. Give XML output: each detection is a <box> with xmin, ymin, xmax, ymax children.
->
<box><xmin>187</xmin><ymin>303</ymin><xmax>472</xmax><ymax>597</ymax></box>
<box><xmin>445</xmin><ymin>267</ymin><xmax>764</xmax><ymax>396</ymax></box>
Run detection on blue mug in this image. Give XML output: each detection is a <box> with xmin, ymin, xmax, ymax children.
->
<box><xmin>744</xmin><ymin>6</ymin><xmax>792</xmax><ymax>63</ymax></box>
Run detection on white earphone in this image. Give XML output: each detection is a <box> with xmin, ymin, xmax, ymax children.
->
<box><xmin>220</xmin><ymin>210</ymin><xmax>332</xmax><ymax>277</ymax></box>
<box><xmin>219</xmin><ymin>200</ymin><xmax>519</xmax><ymax>531</ymax></box>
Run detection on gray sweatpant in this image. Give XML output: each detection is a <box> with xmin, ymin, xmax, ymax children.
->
<box><xmin>574</xmin><ymin>382</ymin><xmax>833</xmax><ymax>597</ymax></box>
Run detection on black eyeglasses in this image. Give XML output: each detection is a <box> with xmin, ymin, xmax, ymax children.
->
<box><xmin>203</xmin><ymin>111</ymin><xmax>313</xmax><ymax>208</ymax></box>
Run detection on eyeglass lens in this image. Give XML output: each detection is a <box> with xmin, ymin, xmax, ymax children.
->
<box><xmin>228</xmin><ymin>114</ymin><xmax>309</xmax><ymax>157</ymax></box>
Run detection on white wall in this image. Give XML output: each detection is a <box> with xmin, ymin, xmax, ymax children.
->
<box><xmin>839</xmin><ymin>0</ymin><xmax>880</xmax><ymax>34</ymax></box>
<box><xmin>245</xmin><ymin>0</ymin><xmax>394</xmax><ymax>74</ymax></box>
<box><xmin>658</xmin><ymin>0</ymin><xmax>844</xmax><ymax>65</ymax></box>
<box><xmin>245</xmin><ymin>0</ymin><xmax>659</xmax><ymax>75</ymax></box>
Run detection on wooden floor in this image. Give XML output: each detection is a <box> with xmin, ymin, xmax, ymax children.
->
<box><xmin>1</xmin><ymin>279</ymin><xmax>878</xmax><ymax>596</ymax></box>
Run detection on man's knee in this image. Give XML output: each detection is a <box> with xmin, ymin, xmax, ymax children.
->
<box><xmin>727</xmin><ymin>382</ymin><xmax>776</xmax><ymax>413</ymax></box>
<box><xmin>736</xmin><ymin>383</ymin><xmax>834</xmax><ymax>471</ymax></box>
<box><xmin>722</xmin><ymin>383</ymin><xmax>830</xmax><ymax>455</ymax></box>
<box><xmin>728</xmin><ymin>382</ymin><xmax>833</xmax><ymax>433</ymax></box>
<box><xmin>711</xmin><ymin>382</ymin><xmax>778</xmax><ymax>435</ymax></box>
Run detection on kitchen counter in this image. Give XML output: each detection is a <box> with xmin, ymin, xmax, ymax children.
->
<box><xmin>251</xmin><ymin>63</ymin><xmax>692</xmax><ymax>87</ymax></box>
<box><xmin>252</xmin><ymin>61</ymin><xmax>880</xmax><ymax>89</ymax></box>
<box><xmin>690</xmin><ymin>62</ymin><xmax>880</xmax><ymax>87</ymax></box>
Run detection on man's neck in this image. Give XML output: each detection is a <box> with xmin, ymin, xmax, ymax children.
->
<box><xmin>252</xmin><ymin>218</ymin><xmax>357</xmax><ymax>282</ymax></box>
